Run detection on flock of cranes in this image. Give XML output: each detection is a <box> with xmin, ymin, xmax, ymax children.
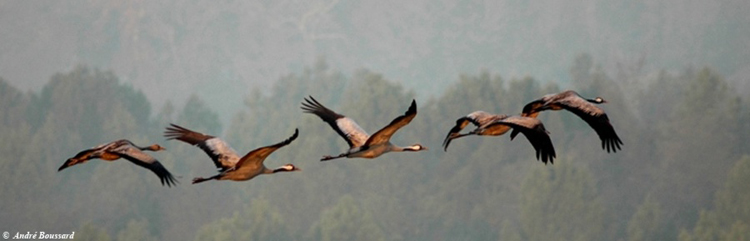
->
<box><xmin>58</xmin><ymin>90</ymin><xmax>622</xmax><ymax>186</ymax></box>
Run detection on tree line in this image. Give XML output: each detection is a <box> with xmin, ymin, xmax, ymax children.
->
<box><xmin>0</xmin><ymin>55</ymin><xmax>748</xmax><ymax>241</ymax></box>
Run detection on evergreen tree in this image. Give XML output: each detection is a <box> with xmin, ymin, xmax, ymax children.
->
<box><xmin>654</xmin><ymin>67</ymin><xmax>741</xmax><ymax>231</ymax></box>
<box><xmin>116</xmin><ymin>219</ymin><xmax>157</xmax><ymax>241</ymax></box>
<box><xmin>77</xmin><ymin>222</ymin><xmax>111</xmax><ymax>241</ymax></box>
<box><xmin>309</xmin><ymin>195</ymin><xmax>386</xmax><ymax>241</ymax></box>
<box><xmin>519</xmin><ymin>163</ymin><xmax>605</xmax><ymax>241</ymax></box>
<box><xmin>627</xmin><ymin>195</ymin><xmax>666</xmax><ymax>241</ymax></box>
<box><xmin>194</xmin><ymin>198</ymin><xmax>290</xmax><ymax>241</ymax></box>
<box><xmin>679</xmin><ymin>156</ymin><xmax>750</xmax><ymax>241</ymax></box>
<box><xmin>177</xmin><ymin>94</ymin><xmax>222</xmax><ymax>135</ymax></box>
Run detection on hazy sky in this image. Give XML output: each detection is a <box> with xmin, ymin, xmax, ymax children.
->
<box><xmin>1</xmin><ymin>2</ymin><xmax>749</xmax><ymax>239</ymax></box>
<box><xmin>1</xmin><ymin>0</ymin><xmax>748</xmax><ymax>122</ymax></box>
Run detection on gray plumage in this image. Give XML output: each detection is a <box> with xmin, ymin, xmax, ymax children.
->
<box><xmin>165</xmin><ymin>124</ymin><xmax>240</xmax><ymax>171</ymax></box>
<box><xmin>443</xmin><ymin>111</ymin><xmax>557</xmax><ymax>164</ymax></box>
<box><xmin>59</xmin><ymin>139</ymin><xmax>177</xmax><ymax>187</ymax></box>
<box><xmin>301</xmin><ymin>96</ymin><xmax>427</xmax><ymax>161</ymax></box>
<box><xmin>164</xmin><ymin>124</ymin><xmax>300</xmax><ymax>184</ymax></box>
<box><xmin>518</xmin><ymin>90</ymin><xmax>623</xmax><ymax>153</ymax></box>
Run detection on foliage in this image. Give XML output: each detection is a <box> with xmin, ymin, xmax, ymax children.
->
<box><xmin>651</xmin><ymin>67</ymin><xmax>742</xmax><ymax>231</ymax></box>
<box><xmin>194</xmin><ymin>198</ymin><xmax>290</xmax><ymax>241</ymax></box>
<box><xmin>309</xmin><ymin>195</ymin><xmax>386</xmax><ymax>241</ymax></box>
<box><xmin>0</xmin><ymin>56</ymin><xmax>747</xmax><ymax>241</ymax></box>
<box><xmin>627</xmin><ymin>195</ymin><xmax>666</xmax><ymax>241</ymax></box>
<box><xmin>679</xmin><ymin>156</ymin><xmax>750</xmax><ymax>241</ymax></box>
<box><xmin>177</xmin><ymin>94</ymin><xmax>222</xmax><ymax>135</ymax></box>
<box><xmin>116</xmin><ymin>219</ymin><xmax>158</xmax><ymax>241</ymax></box>
<box><xmin>519</xmin><ymin>163</ymin><xmax>605</xmax><ymax>241</ymax></box>
<box><xmin>77</xmin><ymin>222</ymin><xmax>111</xmax><ymax>241</ymax></box>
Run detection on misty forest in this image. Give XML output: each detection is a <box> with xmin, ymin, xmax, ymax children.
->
<box><xmin>1</xmin><ymin>1</ymin><xmax>749</xmax><ymax>241</ymax></box>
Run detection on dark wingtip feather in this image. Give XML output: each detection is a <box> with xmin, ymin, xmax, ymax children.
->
<box><xmin>442</xmin><ymin>136</ymin><xmax>453</xmax><ymax>152</ymax></box>
<box><xmin>442</xmin><ymin>125</ymin><xmax>463</xmax><ymax>152</ymax></box>
<box><xmin>549</xmin><ymin>151</ymin><xmax>556</xmax><ymax>164</ymax></box>
<box><xmin>301</xmin><ymin>96</ymin><xmax>323</xmax><ymax>113</ymax></box>
<box><xmin>148</xmin><ymin>161</ymin><xmax>179</xmax><ymax>187</ymax></box>
<box><xmin>163</xmin><ymin>123</ymin><xmax>187</xmax><ymax>140</ymax></box>
<box><xmin>442</xmin><ymin>136</ymin><xmax>452</xmax><ymax>152</ymax></box>
<box><xmin>601</xmin><ymin>135</ymin><xmax>623</xmax><ymax>153</ymax></box>
<box><xmin>603</xmin><ymin>140</ymin><xmax>609</xmax><ymax>153</ymax></box>
<box><xmin>57</xmin><ymin>160</ymin><xmax>71</xmax><ymax>172</ymax></box>
<box><xmin>161</xmin><ymin>172</ymin><xmax>179</xmax><ymax>187</ymax></box>
<box><xmin>300</xmin><ymin>96</ymin><xmax>316</xmax><ymax>112</ymax></box>
<box><xmin>58</xmin><ymin>157</ymin><xmax>82</xmax><ymax>172</ymax></box>
<box><xmin>510</xmin><ymin>129</ymin><xmax>520</xmax><ymax>141</ymax></box>
<box><xmin>285</xmin><ymin>128</ymin><xmax>300</xmax><ymax>144</ymax></box>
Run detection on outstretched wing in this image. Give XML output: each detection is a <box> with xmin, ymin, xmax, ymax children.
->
<box><xmin>164</xmin><ymin>123</ymin><xmax>239</xmax><ymax>170</ymax></box>
<box><xmin>518</xmin><ymin>91</ymin><xmax>622</xmax><ymax>152</ymax></box>
<box><xmin>520</xmin><ymin>99</ymin><xmax>546</xmax><ymax>118</ymax></box>
<box><xmin>301</xmin><ymin>96</ymin><xmax>369</xmax><ymax>147</ymax></box>
<box><xmin>234</xmin><ymin>128</ymin><xmax>299</xmax><ymax>171</ymax></box>
<box><xmin>364</xmin><ymin>99</ymin><xmax>418</xmax><ymax>147</ymax></box>
<box><xmin>560</xmin><ymin>106</ymin><xmax>623</xmax><ymax>153</ymax></box>
<box><xmin>112</xmin><ymin>145</ymin><xmax>178</xmax><ymax>187</ymax></box>
<box><xmin>58</xmin><ymin>140</ymin><xmax>125</xmax><ymax>171</ymax></box>
<box><xmin>553</xmin><ymin>94</ymin><xmax>623</xmax><ymax>153</ymax></box>
<box><xmin>442</xmin><ymin>111</ymin><xmax>504</xmax><ymax>151</ymax></box>
<box><xmin>442</xmin><ymin>117</ymin><xmax>474</xmax><ymax>151</ymax></box>
<box><xmin>491</xmin><ymin>116</ymin><xmax>556</xmax><ymax>164</ymax></box>
<box><xmin>513</xmin><ymin>99</ymin><xmax>549</xmax><ymax>140</ymax></box>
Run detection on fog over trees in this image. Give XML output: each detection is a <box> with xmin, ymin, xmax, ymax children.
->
<box><xmin>0</xmin><ymin>58</ymin><xmax>748</xmax><ymax>240</ymax></box>
<box><xmin>1</xmin><ymin>1</ymin><xmax>749</xmax><ymax>240</ymax></box>
<box><xmin>1</xmin><ymin>0</ymin><xmax>748</xmax><ymax>122</ymax></box>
